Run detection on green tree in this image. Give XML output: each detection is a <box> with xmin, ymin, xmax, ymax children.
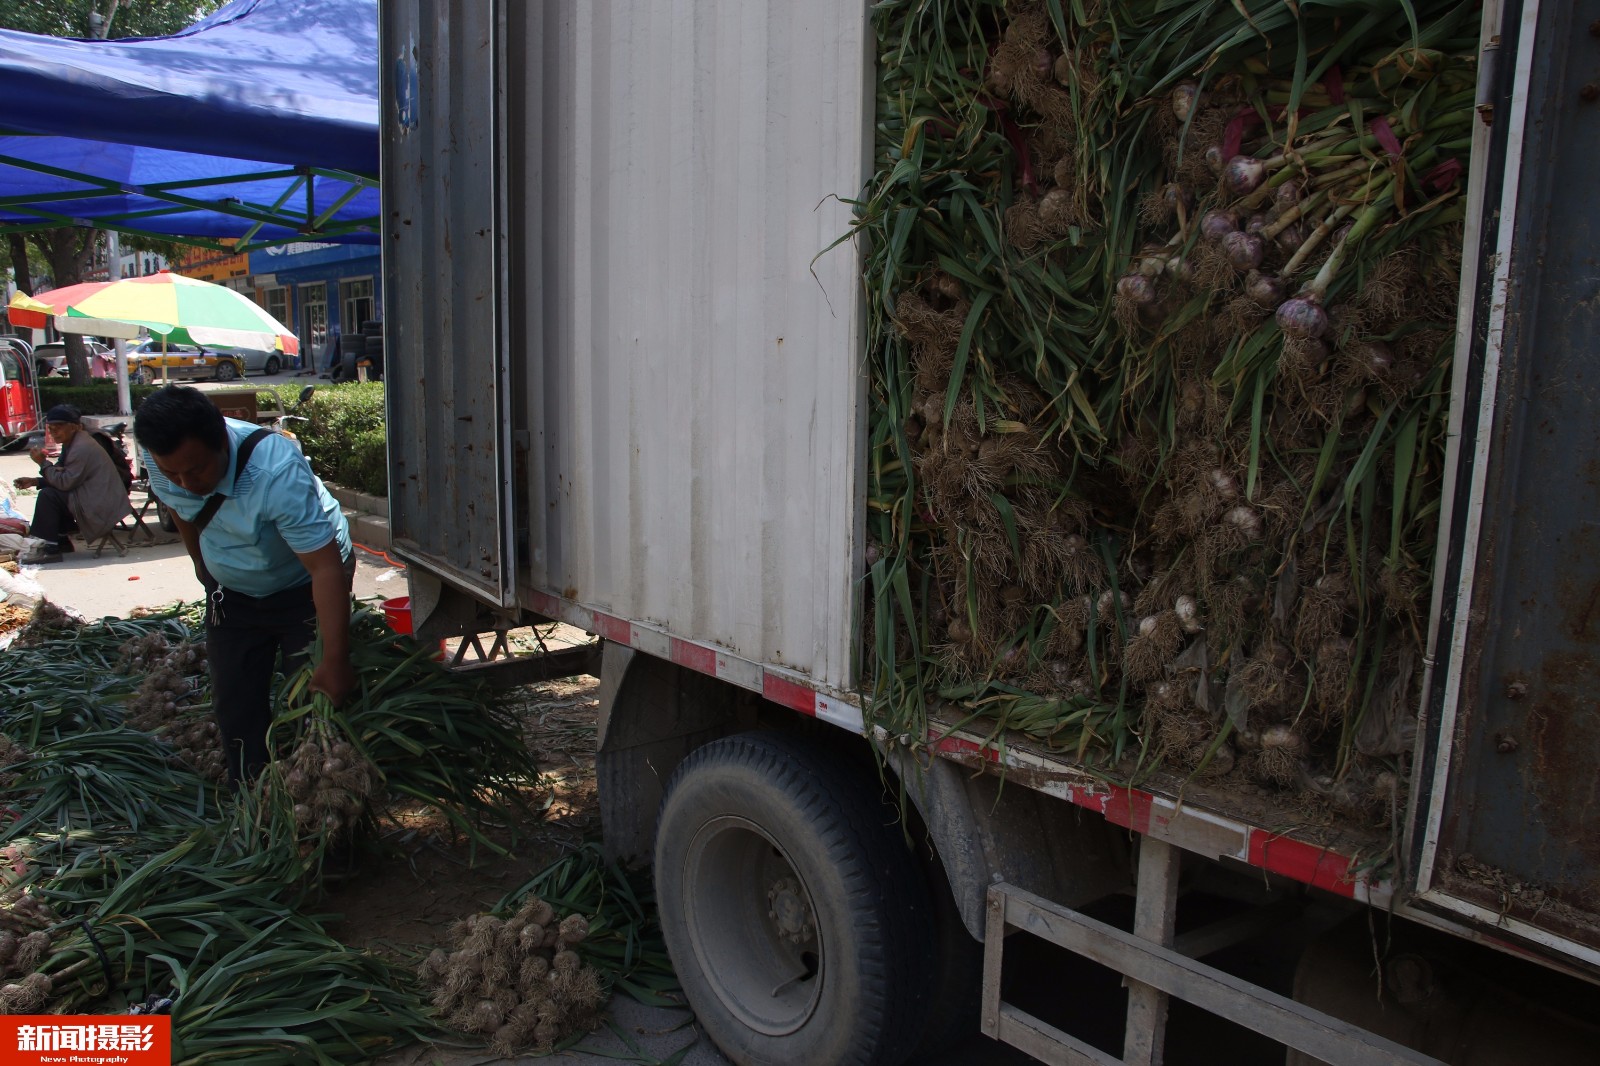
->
<box><xmin>119</xmin><ymin>234</ymin><xmax>188</xmax><ymax>273</ymax></box>
<box><xmin>6</xmin><ymin>235</ymin><xmax>50</xmax><ymax>296</ymax></box>
<box><xmin>0</xmin><ymin>1</ymin><xmax>219</xmax><ymax>39</ymax></box>
<box><xmin>0</xmin><ymin>1</ymin><xmax>223</xmax><ymax>382</ymax></box>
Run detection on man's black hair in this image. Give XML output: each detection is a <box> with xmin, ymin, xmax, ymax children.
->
<box><xmin>134</xmin><ymin>385</ymin><xmax>228</xmax><ymax>456</ymax></box>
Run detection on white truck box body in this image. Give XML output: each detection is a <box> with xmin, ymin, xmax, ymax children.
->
<box><xmin>383</xmin><ymin>1</ymin><xmax>870</xmax><ymax>693</ymax></box>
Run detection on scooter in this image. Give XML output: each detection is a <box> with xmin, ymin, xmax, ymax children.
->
<box><xmin>263</xmin><ymin>384</ymin><xmax>317</xmax><ymax>455</ymax></box>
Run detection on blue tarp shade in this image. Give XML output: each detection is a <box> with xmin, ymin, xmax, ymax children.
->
<box><xmin>0</xmin><ymin>0</ymin><xmax>378</xmax><ymax>249</ymax></box>
<box><xmin>0</xmin><ymin>136</ymin><xmax>379</xmax><ymax>246</ymax></box>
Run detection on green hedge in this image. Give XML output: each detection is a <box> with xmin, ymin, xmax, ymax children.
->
<box><xmin>293</xmin><ymin>382</ymin><xmax>388</xmax><ymax>498</ymax></box>
<box><xmin>36</xmin><ymin>380</ymin><xmax>390</xmax><ymax>498</ymax></box>
<box><xmin>37</xmin><ymin>382</ymin><xmax>163</xmax><ymax>415</ymax></box>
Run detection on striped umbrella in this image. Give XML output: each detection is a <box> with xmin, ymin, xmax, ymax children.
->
<box><xmin>55</xmin><ymin>271</ymin><xmax>299</xmax><ymax>354</ymax></box>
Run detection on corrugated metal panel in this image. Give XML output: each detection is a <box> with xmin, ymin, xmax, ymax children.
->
<box><xmin>503</xmin><ymin>2</ymin><xmax>870</xmax><ymax>691</ymax></box>
<box><xmin>379</xmin><ymin>1</ymin><xmax>515</xmax><ymax>605</ymax></box>
<box><xmin>1413</xmin><ymin>0</ymin><xmax>1600</xmax><ymax>962</ymax></box>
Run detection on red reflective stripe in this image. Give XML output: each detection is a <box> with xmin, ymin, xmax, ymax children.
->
<box><xmin>1248</xmin><ymin>831</ymin><xmax>1357</xmax><ymax>898</ymax></box>
<box><xmin>929</xmin><ymin>734</ymin><xmax>1001</xmax><ymax>763</ymax></box>
<box><xmin>763</xmin><ymin>672</ymin><xmax>815</xmax><ymax>714</ymax></box>
<box><xmin>525</xmin><ymin>589</ymin><xmax>560</xmax><ymax>616</ymax></box>
<box><xmin>592</xmin><ymin>613</ymin><xmax>631</xmax><ymax>644</ymax></box>
<box><xmin>527</xmin><ymin>595</ymin><xmax>1371</xmax><ymax>899</ymax></box>
<box><xmin>1101</xmin><ymin>785</ymin><xmax>1155</xmax><ymax>834</ymax></box>
<box><xmin>671</xmin><ymin>638</ymin><xmax>717</xmax><ymax>675</ymax></box>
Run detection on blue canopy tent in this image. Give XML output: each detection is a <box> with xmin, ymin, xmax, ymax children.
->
<box><xmin>0</xmin><ymin>0</ymin><xmax>378</xmax><ymax>251</ymax></box>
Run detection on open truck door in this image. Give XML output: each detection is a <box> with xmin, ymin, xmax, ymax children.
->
<box><xmin>1409</xmin><ymin>0</ymin><xmax>1600</xmax><ymax>970</ymax></box>
<box><xmin>379</xmin><ymin>3</ymin><xmax>517</xmax><ymax>614</ymax></box>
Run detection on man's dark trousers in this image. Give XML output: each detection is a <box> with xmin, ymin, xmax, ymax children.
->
<box><xmin>28</xmin><ymin>485</ymin><xmax>78</xmax><ymax>551</ymax></box>
<box><xmin>205</xmin><ymin>580</ymin><xmax>317</xmax><ymax>786</ymax></box>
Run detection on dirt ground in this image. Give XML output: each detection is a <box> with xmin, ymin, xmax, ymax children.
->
<box><xmin>332</xmin><ymin>673</ymin><xmax>728</xmax><ymax>1066</ymax></box>
<box><xmin>321</xmin><ymin>675</ymin><xmax>603</xmax><ymax>958</ymax></box>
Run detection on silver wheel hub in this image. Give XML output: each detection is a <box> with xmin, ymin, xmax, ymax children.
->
<box><xmin>681</xmin><ymin>815</ymin><xmax>824</xmax><ymax>1036</ymax></box>
<box><xmin>767</xmin><ymin>876</ymin><xmax>816</xmax><ymax>945</ymax></box>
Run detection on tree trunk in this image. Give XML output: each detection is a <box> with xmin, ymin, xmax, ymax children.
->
<box><xmin>33</xmin><ymin>230</ymin><xmax>96</xmax><ymax>386</ymax></box>
<box><xmin>7</xmin><ymin>236</ymin><xmax>30</xmax><ymax>300</ymax></box>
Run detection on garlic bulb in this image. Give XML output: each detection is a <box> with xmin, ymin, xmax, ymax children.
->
<box><xmin>1223</xmin><ymin>506</ymin><xmax>1263</xmax><ymax>540</ymax></box>
<box><xmin>1174</xmin><ymin>594</ymin><xmax>1202</xmax><ymax>633</ymax></box>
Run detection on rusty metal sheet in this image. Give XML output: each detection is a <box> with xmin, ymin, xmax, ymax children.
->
<box><xmin>378</xmin><ymin>0</ymin><xmax>515</xmax><ymax>606</ymax></box>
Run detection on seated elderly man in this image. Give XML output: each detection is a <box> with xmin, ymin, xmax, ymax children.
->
<box><xmin>11</xmin><ymin>405</ymin><xmax>133</xmax><ymax>564</ymax></box>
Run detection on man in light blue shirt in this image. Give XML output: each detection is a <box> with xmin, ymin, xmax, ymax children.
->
<box><xmin>135</xmin><ymin>385</ymin><xmax>355</xmax><ymax>785</ymax></box>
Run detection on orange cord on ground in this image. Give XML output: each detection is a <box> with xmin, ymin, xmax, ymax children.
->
<box><xmin>353</xmin><ymin>542</ymin><xmax>406</xmax><ymax>569</ymax></box>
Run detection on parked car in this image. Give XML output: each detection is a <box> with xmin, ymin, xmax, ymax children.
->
<box><xmin>216</xmin><ymin>345</ymin><xmax>288</xmax><ymax>376</ymax></box>
<box><xmin>32</xmin><ymin>339</ymin><xmax>114</xmax><ymax>379</ymax></box>
<box><xmin>127</xmin><ymin>339</ymin><xmax>244</xmax><ymax>384</ymax></box>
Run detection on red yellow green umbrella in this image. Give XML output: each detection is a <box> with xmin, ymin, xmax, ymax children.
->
<box><xmin>6</xmin><ymin>282</ymin><xmax>111</xmax><ymax>330</ymax></box>
<box><xmin>54</xmin><ymin>271</ymin><xmax>299</xmax><ymax>355</ymax></box>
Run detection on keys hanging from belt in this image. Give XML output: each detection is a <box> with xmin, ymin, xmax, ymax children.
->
<box><xmin>208</xmin><ymin>586</ymin><xmax>226</xmax><ymax>626</ymax></box>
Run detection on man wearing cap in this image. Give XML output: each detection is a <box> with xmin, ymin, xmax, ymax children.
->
<box><xmin>11</xmin><ymin>404</ymin><xmax>133</xmax><ymax>565</ymax></box>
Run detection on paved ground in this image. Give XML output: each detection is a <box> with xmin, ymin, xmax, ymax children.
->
<box><xmin>384</xmin><ymin>1000</ymin><xmax>726</xmax><ymax>1066</ymax></box>
<box><xmin>174</xmin><ymin>365</ymin><xmax>321</xmax><ymax>390</ymax></box>
<box><xmin>0</xmin><ymin>451</ymin><xmax>407</xmax><ymax>618</ymax></box>
<box><xmin>3</xmin><ymin>365</ymin><xmax>388</xmax><ymax>615</ymax></box>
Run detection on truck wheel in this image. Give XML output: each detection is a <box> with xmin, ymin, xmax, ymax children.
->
<box><xmin>909</xmin><ymin>846</ymin><xmax>983</xmax><ymax>1056</ymax></box>
<box><xmin>156</xmin><ymin>499</ymin><xmax>177</xmax><ymax>533</ymax></box>
<box><xmin>655</xmin><ymin>732</ymin><xmax>934</xmax><ymax>1066</ymax></box>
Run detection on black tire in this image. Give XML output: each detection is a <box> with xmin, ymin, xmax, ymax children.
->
<box><xmin>156</xmin><ymin>499</ymin><xmax>177</xmax><ymax>533</ymax></box>
<box><xmin>655</xmin><ymin>732</ymin><xmax>935</xmax><ymax>1066</ymax></box>
<box><xmin>909</xmin><ymin>847</ymin><xmax>984</xmax><ymax>1057</ymax></box>
<box><xmin>264</xmin><ymin>355</ymin><xmax>282</xmax><ymax>376</ymax></box>
<box><xmin>214</xmin><ymin>359</ymin><xmax>239</xmax><ymax>382</ymax></box>
<box><xmin>133</xmin><ymin>367</ymin><xmax>153</xmax><ymax>386</ymax></box>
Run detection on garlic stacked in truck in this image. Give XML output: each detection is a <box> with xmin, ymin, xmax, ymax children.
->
<box><xmin>862</xmin><ymin>1</ymin><xmax>1472</xmax><ymax>823</ymax></box>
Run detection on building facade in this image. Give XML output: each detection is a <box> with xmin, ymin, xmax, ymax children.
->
<box><xmin>83</xmin><ymin>241</ymin><xmax>172</xmax><ymax>282</ymax></box>
<box><xmin>172</xmin><ymin>244</ymin><xmax>251</xmax><ymax>289</ymax></box>
<box><xmin>248</xmin><ymin>243</ymin><xmax>381</xmax><ymax>371</ymax></box>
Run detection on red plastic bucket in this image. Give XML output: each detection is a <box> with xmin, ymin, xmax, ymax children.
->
<box><xmin>381</xmin><ymin>596</ymin><xmax>412</xmax><ymax>635</ymax></box>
